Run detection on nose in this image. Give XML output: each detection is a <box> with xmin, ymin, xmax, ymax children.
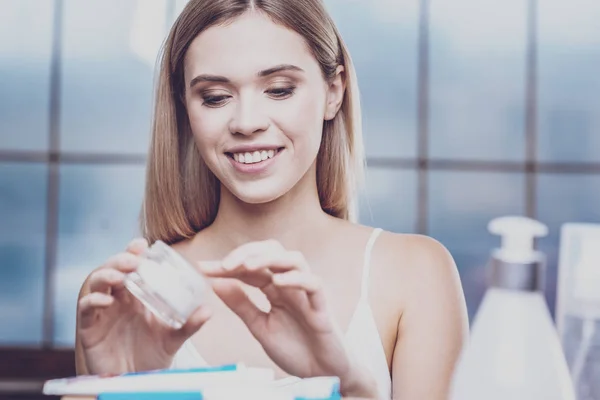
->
<box><xmin>228</xmin><ymin>95</ymin><xmax>270</xmax><ymax>136</ymax></box>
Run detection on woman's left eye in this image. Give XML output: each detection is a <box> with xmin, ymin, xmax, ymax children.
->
<box><xmin>266</xmin><ymin>86</ymin><xmax>296</xmax><ymax>99</ymax></box>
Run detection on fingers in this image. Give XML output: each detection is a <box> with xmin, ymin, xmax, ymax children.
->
<box><xmin>126</xmin><ymin>238</ymin><xmax>148</xmax><ymax>255</ymax></box>
<box><xmin>198</xmin><ymin>248</ymin><xmax>309</xmax><ymax>291</ymax></box>
<box><xmin>88</xmin><ymin>268</ymin><xmax>127</xmax><ymax>294</ymax></box>
<box><xmin>198</xmin><ymin>241</ymin><xmax>326</xmax><ymax>311</ymax></box>
<box><xmin>77</xmin><ymin>239</ymin><xmax>148</xmax><ymax>330</ymax></box>
<box><xmin>103</xmin><ymin>252</ymin><xmax>140</xmax><ymax>274</ymax></box>
<box><xmin>87</xmin><ymin>252</ymin><xmax>139</xmax><ymax>296</ymax></box>
<box><xmin>243</xmin><ymin>250</ymin><xmax>308</xmax><ymax>273</ymax></box>
<box><xmin>273</xmin><ymin>270</ymin><xmax>320</xmax><ymax>292</ymax></box>
<box><xmin>221</xmin><ymin>239</ymin><xmax>284</xmax><ymax>270</ymax></box>
<box><xmin>163</xmin><ymin>304</ymin><xmax>213</xmax><ymax>354</ymax></box>
<box><xmin>87</xmin><ymin>239</ymin><xmax>145</xmax><ymax>294</ymax></box>
<box><xmin>173</xmin><ymin>305</ymin><xmax>213</xmax><ymax>340</ymax></box>
<box><xmin>198</xmin><ymin>260</ymin><xmax>273</xmax><ymax>288</ymax></box>
<box><xmin>78</xmin><ymin>292</ymin><xmax>114</xmax><ymax>329</ymax></box>
<box><xmin>199</xmin><ymin>244</ymin><xmax>307</xmax><ymax>279</ymax></box>
<box><xmin>211</xmin><ymin>279</ymin><xmax>266</xmax><ymax>334</ymax></box>
<box><xmin>273</xmin><ymin>270</ymin><xmax>327</xmax><ymax>311</ymax></box>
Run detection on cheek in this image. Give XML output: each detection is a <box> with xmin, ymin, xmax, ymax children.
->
<box><xmin>187</xmin><ymin>105</ymin><xmax>230</xmax><ymax>152</ymax></box>
<box><xmin>273</xmin><ymin>87</ymin><xmax>326</xmax><ymax>149</ymax></box>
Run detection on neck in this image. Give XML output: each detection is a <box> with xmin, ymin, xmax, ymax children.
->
<box><xmin>208</xmin><ymin>167</ymin><xmax>333</xmax><ymax>252</ymax></box>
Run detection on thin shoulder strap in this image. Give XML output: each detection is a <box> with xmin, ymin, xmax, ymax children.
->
<box><xmin>360</xmin><ymin>228</ymin><xmax>383</xmax><ymax>299</ymax></box>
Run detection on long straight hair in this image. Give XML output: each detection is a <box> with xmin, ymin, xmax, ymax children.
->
<box><xmin>141</xmin><ymin>0</ymin><xmax>365</xmax><ymax>244</ymax></box>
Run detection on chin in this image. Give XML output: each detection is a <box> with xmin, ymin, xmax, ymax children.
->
<box><xmin>226</xmin><ymin>181</ymin><xmax>290</xmax><ymax>206</ymax></box>
<box><xmin>237</xmin><ymin>193</ymin><xmax>282</xmax><ymax>205</ymax></box>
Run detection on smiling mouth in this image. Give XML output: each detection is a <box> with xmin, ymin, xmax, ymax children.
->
<box><xmin>226</xmin><ymin>148</ymin><xmax>284</xmax><ymax>164</ymax></box>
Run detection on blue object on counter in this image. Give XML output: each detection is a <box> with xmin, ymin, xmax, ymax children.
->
<box><xmin>98</xmin><ymin>392</ymin><xmax>342</xmax><ymax>400</ymax></box>
<box><xmin>122</xmin><ymin>364</ymin><xmax>238</xmax><ymax>376</ymax></box>
<box><xmin>98</xmin><ymin>392</ymin><xmax>202</xmax><ymax>400</ymax></box>
<box><xmin>294</xmin><ymin>380</ymin><xmax>340</xmax><ymax>400</ymax></box>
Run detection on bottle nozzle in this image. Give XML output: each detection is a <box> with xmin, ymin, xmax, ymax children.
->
<box><xmin>489</xmin><ymin>216</ymin><xmax>548</xmax><ymax>264</ymax></box>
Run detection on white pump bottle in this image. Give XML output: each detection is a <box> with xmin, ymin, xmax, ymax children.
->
<box><xmin>557</xmin><ymin>223</ymin><xmax>600</xmax><ymax>398</ymax></box>
<box><xmin>450</xmin><ymin>216</ymin><xmax>576</xmax><ymax>400</ymax></box>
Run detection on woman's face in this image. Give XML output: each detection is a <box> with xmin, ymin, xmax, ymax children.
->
<box><xmin>183</xmin><ymin>11</ymin><xmax>344</xmax><ymax>204</ymax></box>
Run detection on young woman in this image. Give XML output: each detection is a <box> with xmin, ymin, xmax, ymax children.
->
<box><xmin>75</xmin><ymin>1</ymin><xmax>468</xmax><ymax>398</ymax></box>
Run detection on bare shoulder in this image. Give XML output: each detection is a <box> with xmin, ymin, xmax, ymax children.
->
<box><xmin>373</xmin><ymin>230</ymin><xmax>466</xmax><ymax>313</ymax></box>
<box><xmin>332</xmin><ymin>221</ymin><xmax>458</xmax><ymax>278</ymax></box>
<box><xmin>334</xmin><ymin>223</ymin><xmax>466</xmax><ymax>323</ymax></box>
<box><xmin>367</xmin><ymin>229</ymin><xmax>469</xmax><ymax>397</ymax></box>
<box><xmin>333</xmin><ymin>221</ymin><xmax>466</xmax><ymax>315</ymax></box>
<box><xmin>375</xmin><ymin>231</ymin><xmax>459</xmax><ymax>282</ymax></box>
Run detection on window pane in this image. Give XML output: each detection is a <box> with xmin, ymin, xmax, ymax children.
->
<box><xmin>53</xmin><ymin>164</ymin><xmax>145</xmax><ymax>346</ymax></box>
<box><xmin>428</xmin><ymin>0</ymin><xmax>527</xmax><ymax>161</ymax></box>
<box><xmin>537</xmin><ymin>173</ymin><xmax>600</xmax><ymax>317</ymax></box>
<box><xmin>325</xmin><ymin>0</ymin><xmax>419</xmax><ymax>158</ymax></box>
<box><xmin>358</xmin><ymin>168</ymin><xmax>417</xmax><ymax>234</ymax></box>
<box><xmin>428</xmin><ymin>171</ymin><xmax>526</xmax><ymax>320</ymax></box>
<box><xmin>0</xmin><ymin>163</ymin><xmax>47</xmax><ymax>344</ymax></box>
<box><xmin>60</xmin><ymin>0</ymin><xmax>169</xmax><ymax>154</ymax></box>
<box><xmin>0</xmin><ymin>0</ymin><xmax>53</xmax><ymax>151</ymax></box>
<box><xmin>537</xmin><ymin>0</ymin><xmax>600</xmax><ymax>162</ymax></box>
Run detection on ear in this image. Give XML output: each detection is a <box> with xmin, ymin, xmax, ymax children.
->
<box><xmin>324</xmin><ymin>65</ymin><xmax>346</xmax><ymax>121</ymax></box>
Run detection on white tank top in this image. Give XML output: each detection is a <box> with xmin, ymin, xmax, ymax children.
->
<box><xmin>171</xmin><ymin>228</ymin><xmax>391</xmax><ymax>399</ymax></box>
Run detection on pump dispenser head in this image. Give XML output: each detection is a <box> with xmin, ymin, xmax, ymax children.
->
<box><xmin>489</xmin><ymin>216</ymin><xmax>548</xmax><ymax>263</ymax></box>
<box><xmin>488</xmin><ymin>216</ymin><xmax>549</xmax><ymax>292</ymax></box>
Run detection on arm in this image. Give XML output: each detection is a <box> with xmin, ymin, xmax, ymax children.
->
<box><xmin>390</xmin><ymin>236</ymin><xmax>469</xmax><ymax>400</ymax></box>
<box><xmin>75</xmin><ymin>276</ymin><xmax>92</xmax><ymax>375</ymax></box>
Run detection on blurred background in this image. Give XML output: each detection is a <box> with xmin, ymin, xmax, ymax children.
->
<box><xmin>0</xmin><ymin>0</ymin><xmax>599</xmax><ymax>398</ymax></box>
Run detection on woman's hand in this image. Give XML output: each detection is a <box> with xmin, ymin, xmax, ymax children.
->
<box><xmin>199</xmin><ymin>239</ymin><xmax>378</xmax><ymax>398</ymax></box>
<box><xmin>76</xmin><ymin>239</ymin><xmax>212</xmax><ymax>375</ymax></box>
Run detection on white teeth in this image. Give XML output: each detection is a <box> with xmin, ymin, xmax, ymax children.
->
<box><xmin>231</xmin><ymin>149</ymin><xmax>279</xmax><ymax>164</ymax></box>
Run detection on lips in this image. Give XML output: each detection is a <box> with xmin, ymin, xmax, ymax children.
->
<box><xmin>231</xmin><ymin>149</ymin><xmax>277</xmax><ymax>164</ymax></box>
<box><xmin>225</xmin><ymin>147</ymin><xmax>284</xmax><ymax>174</ymax></box>
<box><xmin>225</xmin><ymin>146</ymin><xmax>284</xmax><ymax>163</ymax></box>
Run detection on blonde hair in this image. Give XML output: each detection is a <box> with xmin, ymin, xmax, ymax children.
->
<box><xmin>142</xmin><ymin>0</ymin><xmax>364</xmax><ymax>244</ymax></box>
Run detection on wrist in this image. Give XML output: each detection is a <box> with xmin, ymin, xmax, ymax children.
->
<box><xmin>339</xmin><ymin>363</ymin><xmax>379</xmax><ymax>399</ymax></box>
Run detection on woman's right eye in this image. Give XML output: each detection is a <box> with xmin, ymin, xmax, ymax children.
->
<box><xmin>202</xmin><ymin>95</ymin><xmax>231</xmax><ymax>108</ymax></box>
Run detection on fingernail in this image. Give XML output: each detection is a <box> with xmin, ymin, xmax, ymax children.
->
<box><xmin>132</xmin><ymin>238</ymin><xmax>148</xmax><ymax>247</ymax></box>
<box><xmin>244</xmin><ymin>259</ymin><xmax>257</xmax><ymax>269</ymax></box>
<box><xmin>128</xmin><ymin>238</ymin><xmax>148</xmax><ymax>252</ymax></box>
<box><xmin>124</xmin><ymin>255</ymin><xmax>139</xmax><ymax>267</ymax></box>
<box><xmin>221</xmin><ymin>258</ymin><xmax>238</xmax><ymax>270</ymax></box>
<box><xmin>222</xmin><ymin>262</ymin><xmax>236</xmax><ymax>271</ymax></box>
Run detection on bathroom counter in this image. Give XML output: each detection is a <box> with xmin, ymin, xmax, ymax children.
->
<box><xmin>61</xmin><ymin>397</ymin><xmax>374</xmax><ymax>399</ymax></box>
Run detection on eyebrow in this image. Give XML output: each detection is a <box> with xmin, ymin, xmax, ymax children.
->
<box><xmin>189</xmin><ymin>64</ymin><xmax>304</xmax><ymax>88</ymax></box>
